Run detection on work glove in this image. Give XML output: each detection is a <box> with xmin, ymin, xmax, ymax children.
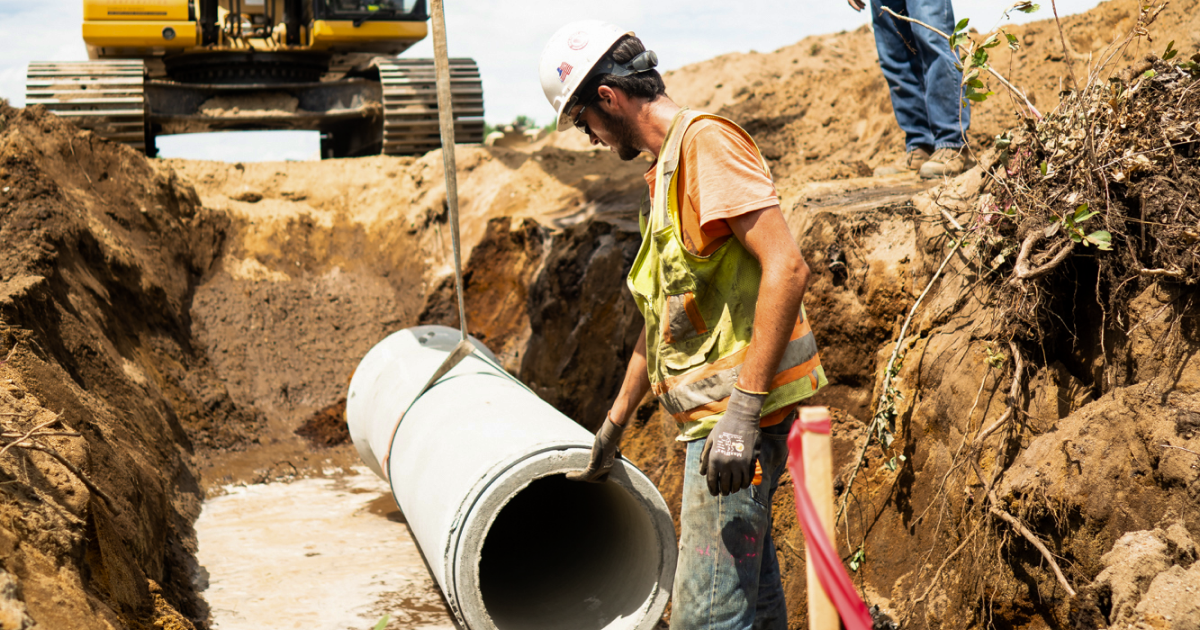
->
<box><xmin>699</xmin><ymin>387</ymin><xmax>766</xmax><ymax>496</ymax></box>
<box><xmin>566</xmin><ymin>416</ymin><xmax>625</xmax><ymax>483</ymax></box>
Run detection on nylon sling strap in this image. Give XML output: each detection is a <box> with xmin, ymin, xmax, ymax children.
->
<box><xmin>379</xmin><ymin>0</ymin><xmax>498</xmax><ymax>478</ymax></box>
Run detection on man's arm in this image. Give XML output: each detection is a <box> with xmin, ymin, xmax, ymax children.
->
<box><xmin>608</xmin><ymin>326</ymin><xmax>652</xmax><ymax>427</ymax></box>
<box><xmin>726</xmin><ymin>205</ymin><xmax>810</xmax><ymax>392</ymax></box>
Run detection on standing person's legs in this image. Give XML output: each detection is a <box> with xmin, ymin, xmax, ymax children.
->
<box><xmin>906</xmin><ymin>0</ymin><xmax>970</xmax><ymax>148</ymax></box>
<box><xmin>670</xmin><ymin>415</ymin><xmax>793</xmax><ymax>630</ymax></box>
<box><xmin>871</xmin><ymin>0</ymin><xmax>935</xmax><ymax>152</ymax></box>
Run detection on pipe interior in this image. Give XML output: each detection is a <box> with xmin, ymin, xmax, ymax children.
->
<box><xmin>478</xmin><ymin>474</ymin><xmax>660</xmax><ymax>630</ymax></box>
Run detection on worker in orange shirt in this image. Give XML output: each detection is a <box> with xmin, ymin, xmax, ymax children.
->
<box><xmin>541</xmin><ymin>21</ymin><xmax>828</xmax><ymax>629</ymax></box>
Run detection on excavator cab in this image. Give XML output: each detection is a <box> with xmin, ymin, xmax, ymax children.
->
<box><xmin>26</xmin><ymin>0</ymin><xmax>483</xmax><ymax>158</ymax></box>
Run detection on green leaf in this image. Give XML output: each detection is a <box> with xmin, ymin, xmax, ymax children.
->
<box><xmin>981</xmin><ymin>34</ymin><xmax>1002</xmax><ymax>49</ymax></box>
<box><xmin>884</xmin><ymin>457</ymin><xmax>898</xmax><ymax>472</ymax></box>
<box><xmin>849</xmin><ymin>548</ymin><xmax>866</xmax><ymax>572</ymax></box>
<box><xmin>1073</xmin><ymin>203</ymin><xmax>1097</xmax><ymax>223</ymax></box>
<box><xmin>1039</xmin><ymin>162</ymin><xmax>1048</xmax><ymax>176</ymax></box>
<box><xmin>373</xmin><ymin>614</ymin><xmax>391</xmax><ymax>630</ymax></box>
<box><xmin>972</xmin><ymin>49</ymin><xmax>991</xmax><ymax>67</ymax></box>
<box><xmin>1164</xmin><ymin>40</ymin><xmax>1177</xmax><ymax>60</ymax></box>
<box><xmin>1070</xmin><ymin>232</ymin><xmax>1083</xmax><ymax>244</ymax></box>
<box><xmin>1017</xmin><ymin>2</ymin><xmax>1041</xmax><ymax>13</ymax></box>
<box><xmin>967</xmin><ymin>78</ymin><xmax>987</xmax><ymax>89</ymax></box>
<box><xmin>1005</xmin><ymin>32</ymin><xmax>1020</xmax><ymax>50</ymax></box>
<box><xmin>1087</xmin><ymin>230</ymin><xmax>1113</xmax><ymax>250</ymax></box>
<box><xmin>1143</xmin><ymin>69</ymin><xmax>1158</xmax><ymax>79</ymax></box>
<box><xmin>965</xmin><ymin>92</ymin><xmax>994</xmax><ymax>102</ymax></box>
<box><xmin>955</xmin><ymin>18</ymin><xmax>970</xmax><ymax>33</ymax></box>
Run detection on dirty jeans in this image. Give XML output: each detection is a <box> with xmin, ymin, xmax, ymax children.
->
<box><xmin>871</xmin><ymin>0</ymin><xmax>970</xmax><ymax>150</ymax></box>
<box><xmin>669</xmin><ymin>414</ymin><xmax>793</xmax><ymax>630</ymax></box>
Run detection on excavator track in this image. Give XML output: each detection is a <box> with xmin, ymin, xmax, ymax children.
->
<box><xmin>375</xmin><ymin>58</ymin><xmax>485</xmax><ymax>156</ymax></box>
<box><xmin>25</xmin><ymin>61</ymin><xmax>148</xmax><ymax>153</ymax></box>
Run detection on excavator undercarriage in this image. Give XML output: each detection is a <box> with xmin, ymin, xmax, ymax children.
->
<box><xmin>26</xmin><ymin>1</ymin><xmax>484</xmax><ymax>158</ymax></box>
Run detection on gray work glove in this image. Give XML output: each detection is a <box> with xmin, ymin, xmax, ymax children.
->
<box><xmin>699</xmin><ymin>387</ymin><xmax>766</xmax><ymax>496</ymax></box>
<box><xmin>566</xmin><ymin>417</ymin><xmax>625</xmax><ymax>483</ymax></box>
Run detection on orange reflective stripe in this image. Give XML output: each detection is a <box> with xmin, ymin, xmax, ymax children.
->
<box><xmin>661</xmin><ymin>315</ymin><xmax>811</xmax><ymax>392</ymax></box>
<box><xmin>683</xmin><ymin>293</ymin><xmax>708</xmax><ymax>335</ymax></box>
<box><xmin>662</xmin><ymin>297</ymin><xmax>676</xmax><ymax>344</ymax></box>
<box><xmin>769</xmin><ymin>354</ymin><xmax>823</xmax><ymax>391</ymax></box>
<box><xmin>673</xmin><ymin>397</ymin><xmax>729</xmax><ymax>423</ymax></box>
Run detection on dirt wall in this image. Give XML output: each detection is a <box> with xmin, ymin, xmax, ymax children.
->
<box><xmin>0</xmin><ymin>104</ymin><xmax>258</xmax><ymax>629</ymax></box>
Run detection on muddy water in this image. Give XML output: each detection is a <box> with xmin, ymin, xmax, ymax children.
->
<box><xmin>196</xmin><ymin>468</ymin><xmax>456</xmax><ymax>630</ymax></box>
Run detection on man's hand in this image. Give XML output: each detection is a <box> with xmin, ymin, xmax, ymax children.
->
<box><xmin>566</xmin><ymin>417</ymin><xmax>626</xmax><ymax>483</ymax></box>
<box><xmin>847</xmin><ymin>0</ymin><xmax>866</xmax><ymax>12</ymax></box>
<box><xmin>699</xmin><ymin>388</ymin><xmax>766</xmax><ymax>496</ymax></box>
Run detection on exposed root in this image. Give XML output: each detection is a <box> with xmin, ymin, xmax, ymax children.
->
<box><xmin>970</xmin><ymin>457</ymin><xmax>1077</xmax><ymax>598</ymax></box>
<box><xmin>0</xmin><ymin>415</ymin><xmax>120</xmax><ymax>513</ymax></box>
<box><xmin>914</xmin><ymin>522</ymin><xmax>981</xmax><ymax>605</ymax></box>
<box><xmin>1009</xmin><ymin>231</ymin><xmax>1075</xmax><ymax>284</ymax></box>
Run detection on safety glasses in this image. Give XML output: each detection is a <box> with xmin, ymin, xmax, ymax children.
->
<box><xmin>572</xmin><ymin>101</ymin><xmax>591</xmax><ymax>135</ymax></box>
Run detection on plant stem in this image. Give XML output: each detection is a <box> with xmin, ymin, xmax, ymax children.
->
<box><xmin>836</xmin><ymin>237</ymin><xmax>964</xmax><ymax>527</ymax></box>
<box><xmin>879</xmin><ymin>6</ymin><xmax>1043</xmax><ymax>120</ymax></box>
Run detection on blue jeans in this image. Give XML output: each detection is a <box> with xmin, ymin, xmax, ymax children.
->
<box><xmin>669</xmin><ymin>415</ymin><xmax>793</xmax><ymax>630</ymax></box>
<box><xmin>871</xmin><ymin>0</ymin><xmax>970</xmax><ymax>150</ymax></box>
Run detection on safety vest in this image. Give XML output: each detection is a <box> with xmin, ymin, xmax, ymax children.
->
<box><xmin>627</xmin><ymin>109</ymin><xmax>827</xmax><ymax>440</ymax></box>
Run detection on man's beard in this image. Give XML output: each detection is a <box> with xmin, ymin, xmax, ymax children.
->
<box><xmin>593</xmin><ymin>106</ymin><xmax>642</xmax><ymax>161</ymax></box>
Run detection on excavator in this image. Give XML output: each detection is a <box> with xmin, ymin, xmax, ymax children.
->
<box><xmin>25</xmin><ymin>0</ymin><xmax>484</xmax><ymax>158</ymax></box>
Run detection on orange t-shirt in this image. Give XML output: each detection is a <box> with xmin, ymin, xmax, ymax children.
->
<box><xmin>643</xmin><ymin>117</ymin><xmax>795</xmax><ymax>428</ymax></box>
<box><xmin>643</xmin><ymin>117</ymin><xmax>780</xmax><ymax>256</ymax></box>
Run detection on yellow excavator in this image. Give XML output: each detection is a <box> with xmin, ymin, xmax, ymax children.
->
<box><xmin>25</xmin><ymin>0</ymin><xmax>484</xmax><ymax>157</ymax></box>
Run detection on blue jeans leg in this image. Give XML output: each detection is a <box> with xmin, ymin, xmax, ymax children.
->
<box><xmin>871</xmin><ymin>0</ymin><xmax>970</xmax><ymax>150</ymax></box>
<box><xmin>669</xmin><ymin>416</ymin><xmax>793</xmax><ymax>630</ymax></box>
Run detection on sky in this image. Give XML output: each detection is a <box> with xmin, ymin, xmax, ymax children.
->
<box><xmin>0</xmin><ymin>0</ymin><xmax>1104</xmax><ymax>161</ymax></box>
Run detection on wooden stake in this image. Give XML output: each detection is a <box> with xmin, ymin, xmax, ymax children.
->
<box><xmin>802</xmin><ymin>406</ymin><xmax>838</xmax><ymax>630</ymax></box>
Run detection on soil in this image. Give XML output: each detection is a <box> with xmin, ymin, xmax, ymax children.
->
<box><xmin>295</xmin><ymin>399</ymin><xmax>349</xmax><ymax>447</ymax></box>
<box><xmin>2</xmin><ymin>0</ymin><xmax>1200</xmax><ymax>629</ymax></box>
<box><xmin>198</xmin><ymin>93</ymin><xmax>308</xmax><ymax>118</ymax></box>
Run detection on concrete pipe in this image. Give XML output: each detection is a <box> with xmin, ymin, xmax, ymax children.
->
<box><xmin>346</xmin><ymin>325</ymin><xmax>676</xmax><ymax>630</ymax></box>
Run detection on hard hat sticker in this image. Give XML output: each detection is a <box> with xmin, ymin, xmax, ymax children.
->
<box><xmin>568</xmin><ymin>32</ymin><xmax>589</xmax><ymax>50</ymax></box>
<box><xmin>557</xmin><ymin>62</ymin><xmax>573</xmax><ymax>82</ymax></box>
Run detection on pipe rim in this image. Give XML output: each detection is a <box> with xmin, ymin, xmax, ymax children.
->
<box><xmin>450</xmin><ymin>448</ymin><xmax>676</xmax><ymax>630</ymax></box>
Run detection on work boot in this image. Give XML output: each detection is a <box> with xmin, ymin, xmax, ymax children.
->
<box><xmin>873</xmin><ymin>146</ymin><xmax>931</xmax><ymax>176</ymax></box>
<box><xmin>919</xmin><ymin>147</ymin><xmax>974</xmax><ymax>179</ymax></box>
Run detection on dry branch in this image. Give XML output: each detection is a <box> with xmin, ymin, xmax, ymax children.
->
<box><xmin>0</xmin><ymin>415</ymin><xmax>118</xmax><ymax>513</ymax></box>
<box><xmin>12</xmin><ymin>442</ymin><xmax>119</xmax><ymax>512</ymax></box>
<box><xmin>0</xmin><ymin>416</ymin><xmax>63</xmax><ymax>461</ymax></box>
<box><xmin>970</xmin><ymin>458</ymin><xmax>1077</xmax><ymax>597</ymax></box>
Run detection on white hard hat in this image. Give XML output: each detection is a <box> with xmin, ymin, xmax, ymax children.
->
<box><xmin>539</xmin><ymin>20</ymin><xmax>632</xmax><ymax>132</ymax></box>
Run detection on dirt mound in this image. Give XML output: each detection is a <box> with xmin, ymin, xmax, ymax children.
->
<box><xmin>0</xmin><ymin>103</ymin><xmax>260</xmax><ymax>629</ymax></box>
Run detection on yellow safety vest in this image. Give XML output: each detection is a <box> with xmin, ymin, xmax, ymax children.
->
<box><xmin>627</xmin><ymin>109</ymin><xmax>827</xmax><ymax>440</ymax></box>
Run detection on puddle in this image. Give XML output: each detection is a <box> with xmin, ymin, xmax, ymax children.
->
<box><xmin>196</xmin><ymin>467</ymin><xmax>456</xmax><ymax>630</ymax></box>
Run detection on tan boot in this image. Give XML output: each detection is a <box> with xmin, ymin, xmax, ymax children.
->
<box><xmin>874</xmin><ymin>146</ymin><xmax>932</xmax><ymax>176</ymax></box>
<box><xmin>919</xmin><ymin>147</ymin><xmax>974</xmax><ymax>179</ymax></box>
